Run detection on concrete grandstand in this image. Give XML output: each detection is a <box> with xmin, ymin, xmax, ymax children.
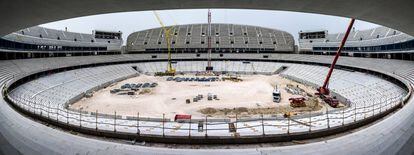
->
<box><xmin>126</xmin><ymin>24</ymin><xmax>294</xmax><ymax>53</ymax></box>
<box><xmin>0</xmin><ymin>1</ymin><xmax>414</xmax><ymax>155</ymax></box>
<box><xmin>299</xmin><ymin>26</ymin><xmax>414</xmax><ymax>60</ymax></box>
<box><xmin>0</xmin><ymin>52</ymin><xmax>413</xmax><ymax>154</ymax></box>
<box><xmin>7</xmin><ymin>60</ymin><xmax>406</xmax><ymax>138</ymax></box>
<box><xmin>0</xmin><ymin>26</ymin><xmax>123</xmax><ymax>59</ymax></box>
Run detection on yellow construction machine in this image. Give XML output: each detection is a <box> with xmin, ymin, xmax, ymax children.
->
<box><xmin>153</xmin><ymin>11</ymin><xmax>176</xmax><ymax>76</ymax></box>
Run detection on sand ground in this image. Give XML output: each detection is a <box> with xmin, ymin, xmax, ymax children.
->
<box><xmin>71</xmin><ymin>74</ymin><xmax>320</xmax><ymax>118</ymax></box>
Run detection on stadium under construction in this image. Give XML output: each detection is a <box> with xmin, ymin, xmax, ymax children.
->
<box><xmin>0</xmin><ymin>1</ymin><xmax>414</xmax><ymax>155</ymax></box>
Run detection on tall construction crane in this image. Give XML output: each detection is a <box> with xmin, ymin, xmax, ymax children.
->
<box><xmin>153</xmin><ymin>11</ymin><xmax>176</xmax><ymax>75</ymax></box>
<box><xmin>317</xmin><ymin>18</ymin><xmax>356</xmax><ymax>107</ymax></box>
<box><xmin>205</xmin><ymin>9</ymin><xmax>213</xmax><ymax>73</ymax></box>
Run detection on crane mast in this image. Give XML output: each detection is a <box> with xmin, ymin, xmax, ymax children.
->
<box><xmin>206</xmin><ymin>9</ymin><xmax>213</xmax><ymax>72</ymax></box>
<box><xmin>153</xmin><ymin>11</ymin><xmax>176</xmax><ymax>75</ymax></box>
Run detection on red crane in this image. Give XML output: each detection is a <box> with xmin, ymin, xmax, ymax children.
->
<box><xmin>318</xmin><ymin>18</ymin><xmax>355</xmax><ymax>95</ymax></box>
<box><xmin>317</xmin><ymin>18</ymin><xmax>355</xmax><ymax>107</ymax></box>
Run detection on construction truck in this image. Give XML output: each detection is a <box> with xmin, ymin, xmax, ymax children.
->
<box><xmin>318</xmin><ymin>94</ymin><xmax>339</xmax><ymax>108</ymax></box>
<box><xmin>315</xmin><ymin>87</ymin><xmax>339</xmax><ymax>108</ymax></box>
<box><xmin>273</xmin><ymin>85</ymin><xmax>281</xmax><ymax>103</ymax></box>
<box><xmin>289</xmin><ymin>97</ymin><xmax>306</xmax><ymax>107</ymax></box>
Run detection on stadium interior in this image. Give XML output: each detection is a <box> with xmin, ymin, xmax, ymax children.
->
<box><xmin>1</xmin><ymin>1</ymin><xmax>414</xmax><ymax>154</ymax></box>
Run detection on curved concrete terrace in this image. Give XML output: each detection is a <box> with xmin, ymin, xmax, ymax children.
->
<box><xmin>0</xmin><ymin>0</ymin><xmax>414</xmax><ymax>37</ymax></box>
<box><xmin>5</xmin><ymin>61</ymin><xmax>407</xmax><ymax>144</ymax></box>
<box><xmin>0</xmin><ymin>53</ymin><xmax>414</xmax><ymax>154</ymax></box>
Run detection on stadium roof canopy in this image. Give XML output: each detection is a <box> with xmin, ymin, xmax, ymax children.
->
<box><xmin>0</xmin><ymin>0</ymin><xmax>413</xmax><ymax>36</ymax></box>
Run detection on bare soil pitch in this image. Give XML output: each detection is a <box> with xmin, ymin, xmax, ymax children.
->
<box><xmin>70</xmin><ymin>74</ymin><xmax>323</xmax><ymax>118</ymax></box>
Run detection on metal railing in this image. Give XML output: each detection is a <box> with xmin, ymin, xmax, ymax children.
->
<box><xmin>8</xmin><ymin>92</ymin><xmax>405</xmax><ymax>138</ymax></box>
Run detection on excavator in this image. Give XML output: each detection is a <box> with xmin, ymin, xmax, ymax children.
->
<box><xmin>316</xmin><ymin>18</ymin><xmax>355</xmax><ymax>108</ymax></box>
<box><xmin>153</xmin><ymin>11</ymin><xmax>176</xmax><ymax>76</ymax></box>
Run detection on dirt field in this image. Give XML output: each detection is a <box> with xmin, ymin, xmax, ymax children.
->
<box><xmin>70</xmin><ymin>74</ymin><xmax>322</xmax><ymax>118</ymax></box>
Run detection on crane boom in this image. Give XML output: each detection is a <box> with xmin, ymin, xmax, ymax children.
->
<box><xmin>318</xmin><ymin>18</ymin><xmax>355</xmax><ymax>95</ymax></box>
<box><xmin>153</xmin><ymin>11</ymin><xmax>167</xmax><ymax>31</ymax></box>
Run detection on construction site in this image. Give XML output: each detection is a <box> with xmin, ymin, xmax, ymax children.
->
<box><xmin>71</xmin><ymin>10</ymin><xmax>348</xmax><ymax>119</ymax></box>
<box><xmin>3</xmin><ymin>1</ymin><xmax>414</xmax><ymax>153</ymax></box>
<box><xmin>70</xmin><ymin>73</ymin><xmax>337</xmax><ymax>118</ymax></box>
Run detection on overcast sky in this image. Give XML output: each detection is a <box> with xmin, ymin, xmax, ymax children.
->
<box><xmin>41</xmin><ymin>9</ymin><xmax>379</xmax><ymax>44</ymax></box>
